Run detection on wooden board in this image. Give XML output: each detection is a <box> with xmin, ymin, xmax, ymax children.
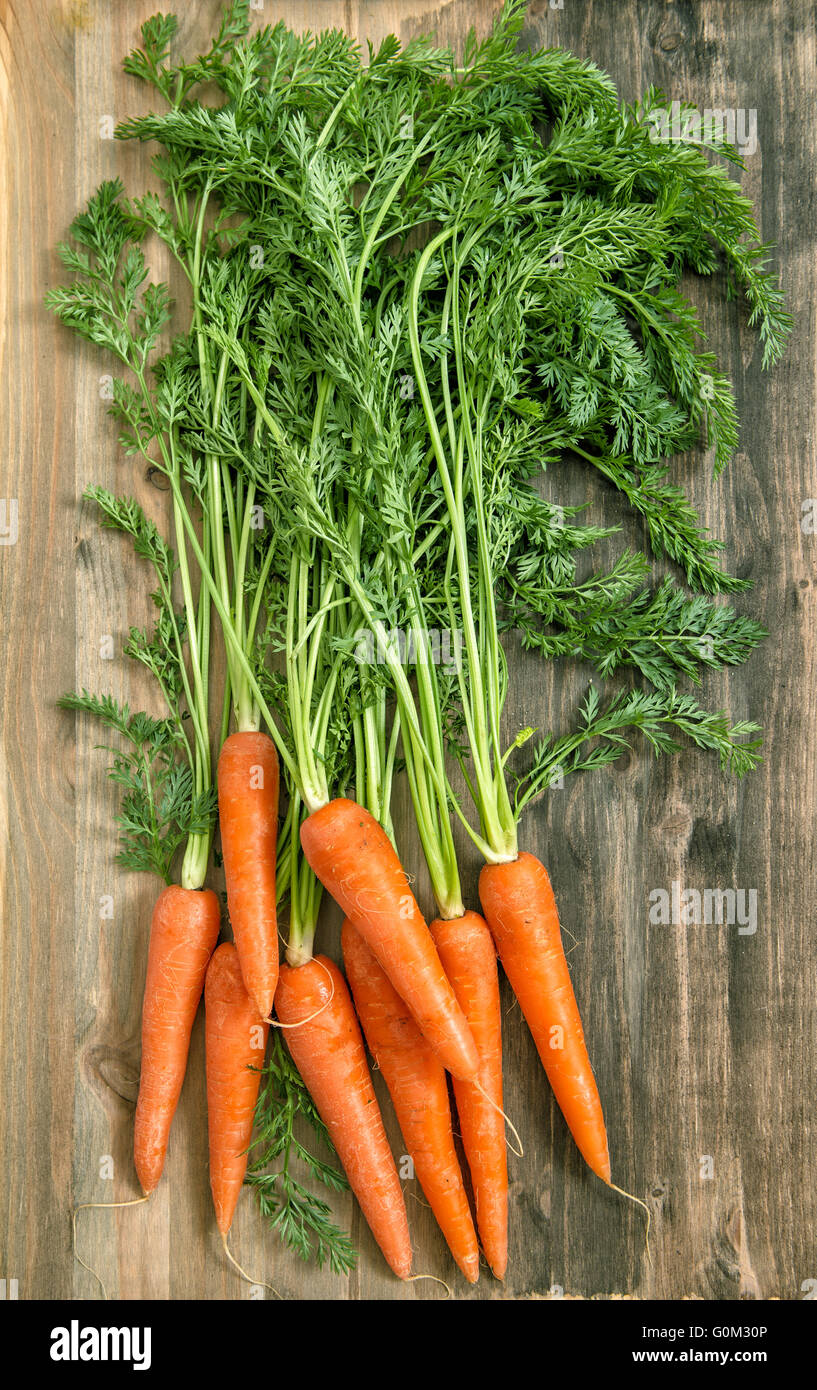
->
<box><xmin>1</xmin><ymin>0</ymin><xmax>815</xmax><ymax>1301</ymax></box>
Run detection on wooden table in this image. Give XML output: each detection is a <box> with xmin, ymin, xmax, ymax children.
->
<box><xmin>1</xmin><ymin>0</ymin><xmax>814</xmax><ymax>1301</ymax></box>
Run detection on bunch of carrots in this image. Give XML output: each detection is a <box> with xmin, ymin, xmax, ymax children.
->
<box><xmin>52</xmin><ymin>1</ymin><xmax>787</xmax><ymax>1291</ymax></box>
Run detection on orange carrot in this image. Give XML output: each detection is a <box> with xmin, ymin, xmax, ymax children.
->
<box><xmin>341</xmin><ymin>920</ymin><xmax>480</xmax><ymax>1284</ymax></box>
<box><xmin>205</xmin><ymin>943</ymin><xmax>270</xmax><ymax>1235</ymax></box>
<box><xmin>429</xmin><ymin>912</ymin><xmax>508</xmax><ymax>1279</ymax></box>
<box><xmin>134</xmin><ymin>885</ymin><xmax>220</xmax><ymax>1196</ymax></box>
<box><xmin>217</xmin><ymin>730</ymin><xmax>280</xmax><ymax>1020</ymax></box>
<box><xmin>479</xmin><ymin>852</ymin><xmax>611</xmax><ymax>1182</ymax></box>
<box><xmin>299</xmin><ymin>798</ymin><xmax>479</xmax><ymax>1081</ymax></box>
<box><xmin>275</xmin><ymin>953</ymin><xmax>412</xmax><ymax>1279</ymax></box>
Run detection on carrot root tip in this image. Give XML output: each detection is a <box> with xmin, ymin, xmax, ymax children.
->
<box><xmin>220</xmin><ymin>1235</ymin><xmax>281</xmax><ymax>1299</ymax></box>
<box><xmin>72</xmin><ymin>1195</ymin><xmax>149</xmax><ymax>1300</ymax></box>
<box><xmin>606</xmin><ymin>1181</ymin><xmax>652</xmax><ymax>1263</ymax></box>
<box><xmin>404</xmin><ymin>1273</ymin><xmax>453</xmax><ymax>1298</ymax></box>
<box><xmin>473</xmin><ymin>1079</ymin><xmax>524</xmax><ymax>1158</ymax></box>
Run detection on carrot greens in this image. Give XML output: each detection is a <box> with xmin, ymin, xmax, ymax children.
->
<box><xmin>246</xmin><ymin>1031</ymin><xmax>357</xmax><ymax>1276</ymax></box>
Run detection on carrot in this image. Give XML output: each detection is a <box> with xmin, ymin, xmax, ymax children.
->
<box><xmin>479</xmin><ymin>852</ymin><xmax>611</xmax><ymax>1183</ymax></box>
<box><xmin>341</xmin><ymin>920</ymin><xmax>480</xmax><ymax>1284</ymax></box>
<box><xmin>275</xmin><ymin>953</ymin><xmax>412</xmax><ymax>1279</ymax></box>
<box><xmin>205</xmin><ymin>942</ymin><xmax>270</xmax><ymax>1235</ymax></box>
<box><xmin>217</xmin><ymin>730</ymin><xmax>280</xmax><ymax>1020</ymax></box>
<box><xmin>429</xmin><ymin>912</ymin><xmax>508</xmax><ymax>1279</ymax></box>
<box><xmin>134</xmin><ymin>885</ymin><xmax>220</xmax><ymax>1196</ymax></box>
<box><xmin>299</xmin><ymin>798</ymin><xmax>479</xmax><ymax>1081</ymax></box>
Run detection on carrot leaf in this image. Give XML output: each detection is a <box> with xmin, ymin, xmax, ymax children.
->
<box><xmin>58</xmin><ymin>691</ymin><xmax>214</xmax><ymax>883</ymax></box>
<box><xmin>245</xmin><ymin>1034</ymin><xmax>357</xmax><ymax>1276</ymax></box>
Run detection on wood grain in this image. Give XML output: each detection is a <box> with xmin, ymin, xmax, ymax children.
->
<box><xmin>1</xmin><ymin>0</ymin><xmax>814</xmax><ymax>1300</ymax></box>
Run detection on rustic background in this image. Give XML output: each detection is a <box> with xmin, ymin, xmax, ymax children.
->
<box><xmin>1</xmin><ymin>0</ymin><xmax>814</xmax><ymax>1301</ymax></box>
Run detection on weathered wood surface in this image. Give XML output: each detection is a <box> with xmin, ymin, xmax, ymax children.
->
<box><xmin>1</xmin><ymin>0</ymin><xmax>814</xmax><ymax>1301</ymax></box>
